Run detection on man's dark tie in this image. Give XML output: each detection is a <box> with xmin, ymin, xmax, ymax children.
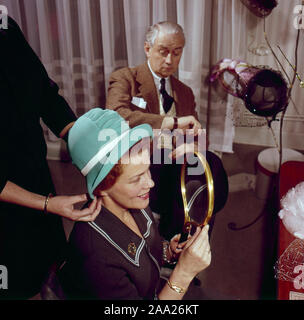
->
<box><xmin>160</xmin><ymin>78</ymin><xmax>174</xmax><ymax>113</ymax></box>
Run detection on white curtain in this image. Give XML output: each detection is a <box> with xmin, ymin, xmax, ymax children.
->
<box><xmin>177</xmin><ymin>0</ymin><xmax>248</xmax><ymax>153</ymax></box>
<box><xmin>2</xmin><ymin>0</ymin><xmax>304</xmax><ymax>152</ymax></box>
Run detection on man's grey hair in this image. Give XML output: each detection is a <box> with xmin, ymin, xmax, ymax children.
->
<box><xmin>145</xmin><ymin>21</ymin><xmax>185</xmax><ymax>47</ymax></box>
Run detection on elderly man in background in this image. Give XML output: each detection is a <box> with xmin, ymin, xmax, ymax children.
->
<box><xmin>106</xmin><ymin>21</ymin><xmax>228</xmax><ymax>241</ymax></box>
<box><xmin>106</xmin><ymin>21</ymin><xmax>200</xmax><ymax>133</ymax></box>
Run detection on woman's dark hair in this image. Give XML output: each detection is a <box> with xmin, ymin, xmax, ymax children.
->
<box><xmin>93</xmin><ymin>162</ymin><xmax>123</xmax><ymax>196</ymax></box>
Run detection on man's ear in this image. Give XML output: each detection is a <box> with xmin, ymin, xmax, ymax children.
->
<box><xmin>144</xmin><ymin>42</ymin><xmax>151</xmax><ymax>58</ymax></box>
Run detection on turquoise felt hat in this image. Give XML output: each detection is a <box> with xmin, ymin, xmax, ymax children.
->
<box><xmin>68</xmin><ymin>108</ymin><xmax>153</xmax><ymax>199</ymax></box>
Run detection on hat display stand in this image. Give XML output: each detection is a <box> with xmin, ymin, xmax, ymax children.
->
<box><xmin>241</xmin><ymin>0</ymin><xmax>278</xmax><ymax>56</ymax></box>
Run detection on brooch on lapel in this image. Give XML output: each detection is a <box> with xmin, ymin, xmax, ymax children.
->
<box><xmin>128</xmin><ymin>242</ymin><xmax>137</xmax><ymax>256</ymax></box>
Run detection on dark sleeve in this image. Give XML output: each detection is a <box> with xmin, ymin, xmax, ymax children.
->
<box><xmin>0</xmin><ymin>62</ymin><xmax>13</xmax><ymax>193</ymax></box>
<box><xmin>0</xmin><ymin>115</ymin><xmax>14</xmax><ymax>193</ymax></box>
<box><xmin>0</xmin><ymin>138</ymin><xmax>9</xmax><ymax>193</ymax></box>
<box><xmin>39</xmin><ymin>78</ymin><xmax>77</xmax><ymax>137</ymax></box>
<box><xmin>0</xmin><ymin>17</ymin><xmax>76</xmax><ymax>138</ymax></box>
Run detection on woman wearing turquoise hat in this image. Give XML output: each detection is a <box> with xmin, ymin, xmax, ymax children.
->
<box><xmin>59</xmin><ymin>108</ymin><xmax>211</xmax><ymax>300</ymax></box>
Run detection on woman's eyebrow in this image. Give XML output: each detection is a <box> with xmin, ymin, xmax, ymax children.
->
<box><xmin>128</xmin><ymin>166</ymin><xmax>150</xmax><ymax>180</ymax></box>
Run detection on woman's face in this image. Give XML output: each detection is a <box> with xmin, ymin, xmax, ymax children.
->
<box><xmin>102</xmin><ymin>148</ymin><xmax>155</xmax><ymax>212</ymax></box>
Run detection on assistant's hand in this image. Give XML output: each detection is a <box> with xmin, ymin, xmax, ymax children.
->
<box><xmin>47</xmin><ymin>194</ymin><xmax>101</xmax><ymax>221</ymax></box>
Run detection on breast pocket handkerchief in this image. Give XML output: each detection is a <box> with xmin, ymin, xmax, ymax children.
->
<box><xmin>131</xmin><ymin>97</ymin><xmax>147</xmax><ymax>109</ymax></box>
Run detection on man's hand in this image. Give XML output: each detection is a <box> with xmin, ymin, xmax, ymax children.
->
<box><xmin>161</xmin><ymin>116</ymin><xmax>201</xmax><ymax>134</ymax></box>
<box><xmin>177</xmin><ymin>116</ymin><xmax>201</xmax><ymax>134</ymax></box>
<box><xmin>169</xmin><ymin>128</ymin><xmax>207</xmax><ymax>160</ymax></box>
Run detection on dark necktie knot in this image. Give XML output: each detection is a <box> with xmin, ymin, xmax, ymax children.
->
<box><xmin>159</xmin><ymin>78</ymin><xmax>174</xmax><ymax>113</ymax></box>
<box><xmin>160</xmin><ymin>78</ymin><xmax>166</xmax><ymax>93</ymax></box>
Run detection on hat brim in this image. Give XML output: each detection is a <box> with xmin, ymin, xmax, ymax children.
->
<box><xmin>86</xmin><ymin>123</ymin><xmax>153</xmax><ymax>199</ymax></box>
